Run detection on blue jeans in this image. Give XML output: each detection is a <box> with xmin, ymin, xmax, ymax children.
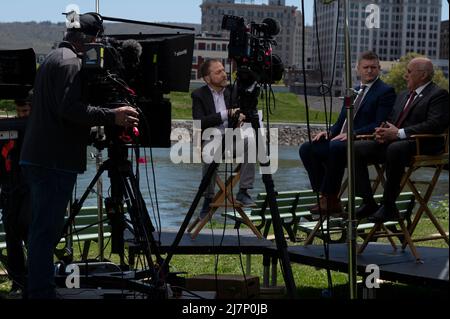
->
<box><xmin>22</xmin><ymin>165</ymin><xmax>77</xmax><ymax>299</ymax></box>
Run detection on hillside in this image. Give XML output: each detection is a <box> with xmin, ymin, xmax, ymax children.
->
<box><xmin>0</xmin><ymin>21</ymin><xmax>200</xmax><ymax>54</ymax></box>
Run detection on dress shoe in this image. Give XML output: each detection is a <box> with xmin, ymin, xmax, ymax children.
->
<box><xmin>367</xmin><ymin>205</ymin><xmax>400</xmax><ymax>223</ymax></box>
<box><xmin>310</xmin><ymin>194</ymin><xmax>344</xmax><ymax>217</ymax></box>
<box><xmin>356</xmin><ymin>201</ymin><xmax>379</xmax><ymax>220</ymax></box>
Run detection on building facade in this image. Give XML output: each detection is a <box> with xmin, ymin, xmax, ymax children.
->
<box><xmin>313</xmin><ymin>0</ymin><xmax>442</xmax><ymax>96</ymax></box>
<box><xmin>440</xmin><ymin>20</ymin><xmax>449</xmax><ymax>59</ymax></box>
<box><xmin>200</xmin><ymin>0</ymin><xmax>298</xmax><ymax>66</ymax></box>
<box><xmin>191</xmin><ymin>33</ymin><xmax>232</xmax><ymax>80</ymax></box>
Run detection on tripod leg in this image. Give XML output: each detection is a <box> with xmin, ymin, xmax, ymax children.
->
<box><xmin>60</xmin><ymin>161</ymin><xmax>109</xmax><ymax>244</ymax></box>
<box><xmin>121</xmin><ymin>170</ymin><xmax>161</xmax><ymax>271</ymax></box>
<box><xmin>160</xmin><ymin>162</ymin><xmax>220</xmax><ymax>272</ymax></box>
<box><xmin>262</xmin><ymin>174</ymin><xmax>297</xmax><ymax>298</ymax></box>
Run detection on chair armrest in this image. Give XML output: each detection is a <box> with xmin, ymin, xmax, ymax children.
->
<box><xmin>410</xmin><ymin>133</ymin><xmax>449</xmax><ymax>155</ymax></box>
<box><xmin>355</xmin><ymin>134</ymin><xmax>374</xmax><ymax>140</ymax></box>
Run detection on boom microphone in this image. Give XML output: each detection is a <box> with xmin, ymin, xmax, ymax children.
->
<box><xmin>121</xmin><ymin>39</ymin><xmax>143</xmax><ymax>68</ymax></box>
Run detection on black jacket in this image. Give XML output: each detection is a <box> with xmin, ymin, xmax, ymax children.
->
<box><xmin>390</xmin><ymin>82</ymin><xmax>449</xmax><ymax>137</ymax></box>
<box><xmin>331</xmin><ymin>78</ymin><xmax>396</xmax><ymax>137</ymax></box>
<box><xmin>20</xmin><ymin>42</ymin><xmax>115</xmax><ymax>172</ymax></box>
<box><xmin>191</xmin><ymin>85</ymin><xmax>236</xmax><ymax>131</ymax></box>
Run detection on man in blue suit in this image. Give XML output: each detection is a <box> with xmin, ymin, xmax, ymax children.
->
<box><xmin>299</xmin><ymin>51</ymin><xmax>396</xmax><ymax>215</ymax></box>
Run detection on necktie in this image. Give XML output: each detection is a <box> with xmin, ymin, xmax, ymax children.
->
<box><xmin>395</xmin><ymin>91</ymin><xmax>417</xmax><ymax>128</ymax></box>
<box><xmin>341</xmin><ymin>85</ymin><xmax>367</xmax><ymax>134</ymax></box>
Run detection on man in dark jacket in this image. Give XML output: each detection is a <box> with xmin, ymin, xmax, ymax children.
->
<box><xmin>192</xmin><ymin>59</ymin><xmax>256</xmax><ymax>219</ymax></box>
<box><xmin>354</xmin><ymin>57</ymin><xmax>449</xmax><ymax>222</ymax></box>
<box><xmin>19</xmin><ymin>12</ymin><xmax>139</xmax><ymax>299</ymax></box>
<box><xmin>299</xmin><ymin>51</ymin><xmax>396</xmax><ymax>215</ymax></box>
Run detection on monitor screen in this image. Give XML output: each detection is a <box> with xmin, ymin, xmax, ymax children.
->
<box><xmin>0</xmin><ymin>48</ymin><xmax>36</xmax><ymax>99</ymax></box>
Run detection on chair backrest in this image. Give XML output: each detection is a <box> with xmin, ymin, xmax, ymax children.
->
<box><xmin>412</xmin><ymin>129</ymin><xmax>449</xmax><ymax>165</ymax></box>
<box><xmin>251</xmin><ymin>190</ymin><xmax>311</xmax><ymax>216</ymax></box>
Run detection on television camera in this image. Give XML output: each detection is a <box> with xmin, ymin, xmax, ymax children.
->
<box><xmin>81</xmin><ymin>27</ymin><xmax>194</xmax><ymax>148</ymax></box>
<box><xmin>221</xmin><ymin>14</ymin><xmax>284</xmax><ymax>125</ymax></box>
<box><xmin>221</xmin><ymin>14</ymin><xmax>284</xmax><ymax>85</ymax></box>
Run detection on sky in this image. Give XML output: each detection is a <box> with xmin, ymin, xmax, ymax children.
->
<box><xmin>0</xmin><ymin>0</ymin><xmax>446</xmax><ymax>25</ymax></box>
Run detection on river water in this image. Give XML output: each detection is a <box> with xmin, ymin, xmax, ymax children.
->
<box><xmin>77</xmin><ymin>145</ymin><xmax>449</xmax><ymax>228</ymax></box>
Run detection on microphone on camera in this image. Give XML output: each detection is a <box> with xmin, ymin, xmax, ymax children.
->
<box><xmin>121</xmin><ymin>39</ymin><xmax>143</xmax><ymax>68</ymax></box>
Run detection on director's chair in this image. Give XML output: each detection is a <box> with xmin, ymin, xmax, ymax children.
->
<box><xmin>187</xmin><ymin>164</ymin><xmax>263</xmax><ymax>239</ymax></box>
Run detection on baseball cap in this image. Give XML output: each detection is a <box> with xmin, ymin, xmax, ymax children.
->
<box><xmin>68</xmin><ymin>12</ymin><xmax>104</xmax><ymax>37</ymax></box>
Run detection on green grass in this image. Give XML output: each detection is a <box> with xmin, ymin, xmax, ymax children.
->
<box><xmin>168</xmin><ymin>91</ymin><xmax>338</xmax><ymax>123</ymax></box>
<box><xmin>1</xmin><ymin>92</ymin><xmax>337</xmax><ymax>123</ymax></box>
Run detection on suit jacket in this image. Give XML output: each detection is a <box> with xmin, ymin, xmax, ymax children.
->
<box><xmin>331</xmin><ymin>78</ymin><xmax>396</xmax><ymax>137</ymax></box>
<box><xmin>389</xmin><ymin>82</ymin><xmax>449</xmax><ymax>137</ymax></box>
<box><xmin>192</xmin><ymin>85</ymin><xmax>236</xmax><ymax>131</ymax></box>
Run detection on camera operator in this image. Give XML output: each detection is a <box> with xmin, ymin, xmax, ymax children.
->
<box><xmin>192</xmin><ymin>59</ymin><xmax>256</xmax><ymax>220</ymax></box>
<box><xmin>19</xmin><ymin>13</ymin><xmax>139</xmax><ymax>299</ymax></box>
<box><xmin>0</xmin><ymin>94</ymin><xmax>32</xmax><ymax>298</ymax></box>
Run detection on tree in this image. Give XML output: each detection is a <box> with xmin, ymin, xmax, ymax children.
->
<box><xmin>381</xmin><ymin>52</ymin><xmax>449</xmax><ymax>93</ymax></box>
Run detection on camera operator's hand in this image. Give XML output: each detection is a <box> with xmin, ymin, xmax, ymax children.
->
<box><xmin>113</xmin><ymin>106</ymin><xmax>139</xmax><ymax>128</ymax></box>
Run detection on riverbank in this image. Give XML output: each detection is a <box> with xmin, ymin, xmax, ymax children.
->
<box><xmin>172</xmin><ymin>120</ymin><xmax>328</xmax><ymax>146</ymax></box>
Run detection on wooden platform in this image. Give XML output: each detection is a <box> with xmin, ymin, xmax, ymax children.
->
<box><xmin>152</xmin><ymin>228</ymin><xmax>272</xmax><ymax>255</ymax></box>
<box><xmin>266</xmin><ymin>242</ymin><xmax>448</xmax><ymax>288</ymax></box>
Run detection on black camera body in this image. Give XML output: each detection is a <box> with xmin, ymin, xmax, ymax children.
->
<box><xmin>221</xmin><ymin>14</ymin><xmax>284</xmax><ymax>85</ymax></box>
<box><xmin>221</xmin><ymin>15</ymin><xmax>284</xmax><ymax>126</ymax></box>
<box><xmin>81</xmin><ymin>33</ymin><xmax>194</xmax><ymax>148</ymax></box>
<box><xmin>82</xmin><ymin>38</ymin><xmax>136</xmax><ymax>107</ymax></box>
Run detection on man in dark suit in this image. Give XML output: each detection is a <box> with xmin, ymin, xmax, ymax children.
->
<box><xmin>355</xmin><ymin>57</ymin><xmax>449</xmax><ymax>222</ymax></box>
<box><xmin>192</xmin><ymin>59</ymin><xmax>256</xmax><ymax>218</ymax></box>
<box><xmin>299</xmin><ymin>51</ymin><xmax>396</xmax><ymax>215</ymax></box>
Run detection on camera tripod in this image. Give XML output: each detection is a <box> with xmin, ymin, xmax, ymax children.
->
<box><xmin>58</xmin><ymin>144</ymin><xmax>167</xmax><ymax>296</ymax></box>
<box><xmin>160</xmin><ymin>79</ymin><xmax>297</xmax><ymax>298</ymax></box>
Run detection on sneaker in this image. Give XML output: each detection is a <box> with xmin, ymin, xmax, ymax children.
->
<box><xmin>199</xmin><ymin>197</ymin><xmax>212</xmax><ymax>219</ymax></box>
<box><xmin>236</xmin><ymin>190</ymin><xmax>256</xmax><ymax>207</ymax></box>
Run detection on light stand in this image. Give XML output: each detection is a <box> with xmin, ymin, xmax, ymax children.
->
<box><xmin>342</xmin><ymin>0</ymin><xmax>358</xmax><ymax>299</ymax></box>
<box><xmin>320</xmin><ymin>0</ymin><xmax>358</xmax><ymax>299</ymax></box>
<box><xmin>95</xmin><ymin>0</ymin><xmax>105</xmax><ymax>262</ymax></box>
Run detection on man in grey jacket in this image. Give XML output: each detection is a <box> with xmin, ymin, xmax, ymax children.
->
<box><xmin>20</xmin><ymin>13</ymin><xmax>139</xmax><ymax>299</ymax></box>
